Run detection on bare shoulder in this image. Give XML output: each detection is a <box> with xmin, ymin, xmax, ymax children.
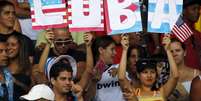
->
<box><xmin>179</xmin><ymin>67</ymin><xmax>199</xmax><ymax>82</ymax></box>
<box><xmin>191</xmin><ymin>76</ymin><xmax>201</xmax><ymax>87</ymax></box>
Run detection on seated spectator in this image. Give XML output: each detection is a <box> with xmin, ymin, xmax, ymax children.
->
<box><xmin>20</xmin><ymin>84</ymin><xmax>55</xmax><ymax>101</ymax></box>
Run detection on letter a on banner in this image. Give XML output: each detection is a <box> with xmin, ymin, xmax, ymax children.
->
<box><xmin>105</xmin><ymin>0</ymin><xmax>142</xmax><ymax>35</ymax></box>
<box><xmin>29</xmin><ymin>0</ymin><xmax>67</xmax><ymax>30</ymax></box>
<box><xmin>147</xmin><ymin>0</ymin><xmax>183</xmax><ymax>33</ymax></box>
<box><xmin>68</xmin><ymin>0</ymin><xmax>104</xmax><ymax>32</ymax></box>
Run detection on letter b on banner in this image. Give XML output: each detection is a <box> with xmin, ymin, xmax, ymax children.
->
<box><xmin>105</xmin><ymin>0</ymin><xmax>142</xmax><ymax>35</ymax></box>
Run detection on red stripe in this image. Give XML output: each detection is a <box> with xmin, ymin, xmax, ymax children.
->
<box><xmin>83</xmin><ymin>12</ymin><xmax>89</xmax><ymax>16</ymax></box>
<box><xmin>31</xmin><ymin>8</ymin><xmax>66</xmax><ymax>14</ymax></box>
<box><xmin>184</xmin><ymin>24</ymin><xmax>193</xmax><ymax>34</ymax></box>
<box><xmin>180</xmin><ymin>25</ymin><xmax>191</xmax><ymax>38</ymax></box>
<box><xmin>68</xmin><ymin>12</ymin><xmax>72</xmax><ymax>16</ymax></box>
<box><xmin>69</xmin><ymin>27</ymin><xmax>104</xmax><ymax>32</ymax></box>
<box><xmin>175</xmin><ymin>25</ymin><xmax>187</xmax><ymax>40</ymax></box>
<box><xmin>176</xmin><ymin>27</ymin><xmax>187</xmax><ymax>41</ymax></box>
<box><xmin>32</xmin><ymin>18</ymin><xmax>35</xmax><ymax>22</ymax></box>
<box><xmin>68</xmin><ymin>20</ymin><xmax>72</xmax><ymax>24</ymax></box>
<box><xmin>32</xmin><ymin>23</ymin><xmax>68</xmax><ymax>30</ymax></box>
<box><xmin>180</xmin><ymin>25</ymin><xmax>190</xmax><ymax>36</ymax></box>
<box><xmin>83</xmin><ymin>4</ymin><xmax>89</xmax><ymax>8</ymax></box>
<box><xmin>68</xmin><ymin>4</ymin><xmax>72</xmax><ymax>8</ymax></box>
<box><xmin>178</xmin><ymin>26</ymin><xmax>188</xmax><ymax>39</ymax></box>
<box><xmin>172</xmin><ymin>26</ymin><xmax>185</xmax><ymax>41</ymax></box>
<box><xmin>63</xmin><ymin>15</ymin><xmax>68</xmax><ymax>19</ymax></box>
<box><xmin>104</xmin><ymin>0</ymin><xmax>112</xmax><ymax>33</ymax></box>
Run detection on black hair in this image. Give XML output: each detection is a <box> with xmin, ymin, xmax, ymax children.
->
<box><xmin>136</xmin><ymin>59</ymin><xmax>157</xmax><ymax>73</ymax></box>
<box><xmin>171</xmin><ymin>38</ymin><xmax>186</xmax><ymax>50</ymax></box>
<box><xmin>49</xmin><ymin>60</ymin><xmax>73</xmax><ymax>80</ymax></box>
<box><xmin>0</xmin><ymin>36</ymin><xmax>7</xmax><ymax>43</ymax></box>
<box><xmin>183</xmin><ymin>0</ymin><xmax>201</xmax><ymax>9</ymax></box>
<box><xmin>136</xmin><ymin>59</ymin><xmax>159</xmax><ymax>91</ymax></box>
<box><xmin>127</xmin><ymin>45</ymin><xmax>146</xmax><ymax>60</ymax></box>
<box><xmin>92</xmin><ymin>35</ymin><xmax>115</xmax><ymax>63</ymax></box>
<box><xmin>7</xmin><ymin>34</ymin><xmax>32</xmax><ymax>74</ymax></box>
<box><xmin>0</xmin><ymin>1</ymin><xmax>14</xmax><ymax>13</ymax></box>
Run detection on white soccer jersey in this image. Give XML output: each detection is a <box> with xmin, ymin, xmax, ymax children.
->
<box><xmin>95</xmin><ymin>64</ymin><xmax>126</xmax><ymax>101</ymax></box>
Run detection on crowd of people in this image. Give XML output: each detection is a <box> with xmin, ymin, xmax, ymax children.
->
<box><xmin>0</xmin><ymin>0</ymin><xmax>201</xmax><ymax>101</ymax></box>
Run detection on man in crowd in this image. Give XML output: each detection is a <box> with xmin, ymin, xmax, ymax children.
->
<box><xmin>0</xmin><ymin>38</ymin><xmax>13</xmax><ymax>101</ymax></box>
<box><xmin>182</xmin><ymin>0</ymin><xmax>201</xmax><ymax>70</ymax></box>
<box><xmin>35</xmin><ymin>28</ymin><xmax>86</xmax><ymax>82</ymax></box>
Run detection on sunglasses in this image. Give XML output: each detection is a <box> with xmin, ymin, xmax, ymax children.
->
<box><xmin>54</xmin><ymin>40</ymin><xmax>73</xmax><ymax>46</ymax></box>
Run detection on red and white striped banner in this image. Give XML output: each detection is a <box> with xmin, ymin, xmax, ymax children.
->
<box><xmin>30</xmin><ymin>0</ymin><xmax>67</xmax><ymax>30</ymax></box>
<box><xmin>68</xmin><ymin>0</ymin><xmax>104</xmax><ymax>32</ymax></box>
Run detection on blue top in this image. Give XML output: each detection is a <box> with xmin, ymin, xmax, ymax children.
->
<box><xmin>0</xmin><ymin>68</ymin><xmax>13</xmax><ymax>101</ymax></box>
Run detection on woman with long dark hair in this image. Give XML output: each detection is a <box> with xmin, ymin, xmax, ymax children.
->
<box><xmin>7</xmin><ymin>34</ymin><xmax>32</xmax><ymax>101</ymax></box>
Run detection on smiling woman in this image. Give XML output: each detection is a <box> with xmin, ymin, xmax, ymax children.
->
<box><xmin>7</xmin><ymin>34</ymin><xmax>33</xmax><ymax>101</ymax></box>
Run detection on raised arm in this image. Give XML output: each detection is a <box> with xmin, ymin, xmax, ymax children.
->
<box><xmin>162</xmin><ymin>35</ymin><xmax>179</xmax><ymax>98</ymax></box>
<box><xmin>37</xmin><ymin>30</ymin><xmax>54</xmax><ymax>73</ymax></box>
<box><xmin>78</xmin><ymin>32</ymin><xmax>94</xmax><ymax>89</ymax></box>
<box><xmin>118</xmin><ymin>34</ymin><xmax>129</xmax><ymax>86</ymax></box>
<box><xmin>118</xmin><ymin>34</ymin><xmax>138</xmax><ymax>101</ymax></box>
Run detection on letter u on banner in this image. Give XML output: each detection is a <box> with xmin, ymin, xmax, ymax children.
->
<box><xmin>105</xmin><ymin>0</ymin><xmax>142</xmax><ymax>35</ymax></box>
<box><xmin>68</xmin><ymin>0</ymin><xmax>104</xmax><ymax>32</ymax></box>
<box><xmin>29</xmin><ymin>0</ymin><xmax>67</xmax><ymax>30</ymax></box>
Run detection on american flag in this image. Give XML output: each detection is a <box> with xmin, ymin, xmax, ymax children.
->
<box><xmin>171</xmin><ymin>15</ymin><xmax>193</xmax><ymax>42</ymax></box>
<box><xmin>29</xmin><ymin>0</ymin><xmax>67</xmax><ymax>30</ymax></box>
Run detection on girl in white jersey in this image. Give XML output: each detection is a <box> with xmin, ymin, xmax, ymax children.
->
<box><xmin>85</xmin><ymin>34</ymin><xmax>127</xmax><ymax>101</ymax></box>
<box><xmin>118</xmin><ymin>35</ymin><xmax>179</xmax><ymax>101</ymax></box>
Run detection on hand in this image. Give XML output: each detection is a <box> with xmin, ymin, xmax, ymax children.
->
<box><xmin>108</xmin><ymin>68</ymin><xmax>118</xmax><ymax>77</ymax></box>
<box><xmin>84</xmin><ymin>32</ymin><xmax>93</xmax><ymax>46</ymax></box>
<box><xmin>71</xmin><ymin>82</ymin><xmax>83</xmax><ymax>98</ymax></box>
<box><xmin>122</xmin><ymin>87</ymin><xmax>135</xmax><ymax>100</ymax></box>
<box><xmin>121</xmin><ymin>34</ymin><xmax>129</xmax><ymax>50</ymax></box>
<box><xmin>45</xmin><ymin>29</ymin><xmax>55</xmax><ymax>46</ymax></box>
<box><xmin>162</xmin><ymin>34</ymin><xmax>171</xmax><ymax>51</ymax></box>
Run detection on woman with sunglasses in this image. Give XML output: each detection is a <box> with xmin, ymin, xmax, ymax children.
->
<box><xmin>118</xmin><ymin>35</ymin><xmax>179</xmax><ymax>101</ymax></box>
